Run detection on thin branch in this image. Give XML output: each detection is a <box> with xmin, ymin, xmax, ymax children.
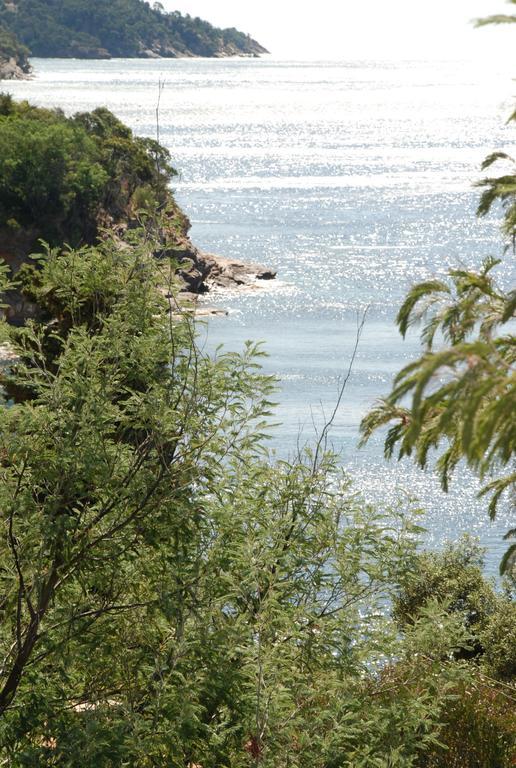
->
<box><xmin>312</xmin><ymin>307</ymin><xmax>368</xmax><ymax>472</ymax></box>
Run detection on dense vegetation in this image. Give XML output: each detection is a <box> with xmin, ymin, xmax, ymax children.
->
<box><xmin>0</xmin><ymin>6</ymin><xmax>513</xmax><ymax>764</ymax></box>
<box><xmin>0</xmin><ymin>23</ymin><xmax>27</xmax><ymax>60</ymax></box>
<box><xmin>0</xmin><ymin>0</ymin><xmax>267</xmax><ymax>59</ymax></box>
<box><xmin>0</xmin><ymin>221</ymin><xmax>514</xmax><ymax>766</ymax></box>
<box><xmin>0</xmin><ymin>94</ymin><xmax>178</xmax><ymax>249</ymax></box>
<box><xmin>0</xmin><ymin>22</ymin><xmax>30</xmax><ymax>75</ymax></box>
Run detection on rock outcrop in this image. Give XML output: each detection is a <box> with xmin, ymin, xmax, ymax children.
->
<box><xmin>0</xmin><ymin>53</ymin><xmax>30</xmax><ymax>79</ymax></box>
<box><xmin>0</xmin><ymin>21</ymin><xmax>31</xmax><ymax>79</ymax></box>
<box><xmin>1</xmin><ymin>219</ymin><xmax>276</xmax><ymax>326</ymax></box>
<box><xmin>200</xmin><ymin>253</ymin><xmax>276</xmax><ymax>289</ymax></box>
<box><xmin>174</xmin><ymin>243</ymin><xmax>276</xmax><ymax>295</ymax></box>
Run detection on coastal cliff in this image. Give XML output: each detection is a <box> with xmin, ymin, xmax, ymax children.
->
<box><xmin>0</xmin><ymin>96</ymin><xmax>274</xmax><ymax>325</ymax></box>
<box><xmin>0</xmin><ymin>23</ymin><xmax>30</xmax><ymax>79</ymax></box>
<box><xmin>0</xmin><ymin>0</ymin><xmax>268</xmax><ymax>60</ymax></box>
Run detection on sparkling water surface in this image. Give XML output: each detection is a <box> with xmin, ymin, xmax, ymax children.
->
<box><xmin>5</xmin><ymin>57</ymin><xmax>515</xmax><ymax>573</ymax></box>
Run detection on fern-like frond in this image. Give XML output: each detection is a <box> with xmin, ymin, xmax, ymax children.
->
<box><xmin>358</xmin><ymin>399</ymin><xmax>410</xmax><ymax>450</ymax></box>
<box><xmin>500</xmin><ymin>544</ymin><xmax>516</xmax><ymax>576</ymax></box>
<box><xmin>475</xmin><ymin>14</ymin><xmax>516</xmax><ymax>27</ymax></box>
<box><xmin>476</xmin><ymin>175</ymin><xmax>516</xmax><ymax>217</ymax></box>
<box><xmin>478</xmin><ymin>473</ymin><xmax>516</xmax><ymax>520</ymax></box>
<box><xmin>481</xmin><ymin>151</ymin><xmax>514</xmax><ymax>171</ymax></box>
<box><xmin>396</xmin><ymin>281</ymin><xmax>450</xmax><ymax>338</ymax></box>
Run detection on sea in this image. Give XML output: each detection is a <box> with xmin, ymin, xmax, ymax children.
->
<box><xmin>5</xmin><ymin>56</ymin><xmax>515</xmax><ymax>574</ymax></box>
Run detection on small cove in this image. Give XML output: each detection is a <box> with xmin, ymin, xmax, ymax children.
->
<box><xmin>5</xmin><ymin>55</ymin><xmax>515</xmax><ymax>574</ymax></box>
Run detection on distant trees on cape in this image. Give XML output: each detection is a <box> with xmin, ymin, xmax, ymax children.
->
<box><xmin>0</xmin><ymin>0</ymin><xmax>267</xmax><ymax>60</ymax></box>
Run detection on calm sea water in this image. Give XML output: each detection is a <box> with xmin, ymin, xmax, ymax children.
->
<box><xmin>5</xmin><ymin>57</ymin><xmax>515</xmax><ymax>573</ymax></box>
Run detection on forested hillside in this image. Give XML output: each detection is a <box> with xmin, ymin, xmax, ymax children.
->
<box><xmin>0</xmin><ymin>95</ymin><xmax>176</xmax><ymax>244</ymax></box>
<box><xmin>0</xmin><ymin>0</ymin><xmax>268</xmax><ymax>59</ymax></box>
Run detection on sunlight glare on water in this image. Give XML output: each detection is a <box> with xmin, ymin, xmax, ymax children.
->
<box><xmin>6</xmin><ymin>56</ymin><xmax>515</xmax><ymax>573</ymax></box>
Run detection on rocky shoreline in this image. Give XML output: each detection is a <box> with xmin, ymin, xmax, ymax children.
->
<box><xmin>0</xmin><ymin>53</ymin><xmax>31</xmax><ymax>79</ymax></box>
<box><xmin>179</xmin><ymin>251</ymin><xmax>277</xmax><ymax>316</ymax></box>
<box><xmin>1</xmin><ymin>224</ymin><xmax>276</xmax><ymax>327</ymax></box>
<box><xmin>179</xmin><ymin>248</ymin><xmax>276</xmax><ymax>294</ymax></box>
<box><xmin>0</xmin><ymin>196</ymin><xmax>276</xmax><ymax>326</ymax></box>
<box><xmin>2</xmin><ymin>254</ymin><xmax>276</xmax><ymax>327</ymax></box>
<box><xmin>84</xmin><ymin>41</ymin><xmax>266</xmax><ymax>60</ymax></box>
<box><xmin>0</xmin><ymin>250</ymin><xmax>277</xmax><ymax>359</ymax></box>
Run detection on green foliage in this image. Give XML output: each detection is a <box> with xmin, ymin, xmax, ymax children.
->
<box><xmin>0</xmin><ymin>99</ymin><xmax>176</xmax><ymax>249</ymax></box>
<box><xmin>476</xmin><ymin>150</ymin><xmax>516</xmax><ymax>250</ymax></box>
<box><xmin>0</xmin><ymin>22</ymin><xmax>29</xmax><ymax>61</ymax></box>
<box><xmin>416</xmin><ymin>676</ymin><xmax>516</xmax><ymax>767</ymax></box>
<box><xmin>394</xmin><ymin>537</ymin><xmax>516</xmax><ymax>681</ymax></box>
<box><xmin>393</xmin><ymin>539</ymin><xmax>516</xmax><ymax>766</ymax></box>
<box><xmin>393</xmin><ymin>537</ymin><xmax>496</xmax><ymax>635</ymax></box>
<box><xmin>369</xmin><ymin>606</ymin><xmax>515</xmax><ymax>768</ymax></box>
<box><xmin>0</xmin><ymin>0</ymin><xmax>267</xmax><ymax>59</ymax></box>
<box><xmin>360</xmin><ymin>258</ymin><xmax>515</xmax><ymax>536</ymax></box>
<box><xmin>480</xmin><ymin>597</ymin><xmax>516</xmax><ymax>681</ymax></box>
<box><xmin>0</xmin><ymin>223</ymin><xmax>504</xmax><ymax>766</ymax></box>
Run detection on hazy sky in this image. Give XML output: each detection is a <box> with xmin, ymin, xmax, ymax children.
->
<box><xmin>161</xmin><ymin>0</ymin><xmax>514</xmax><ymax>60</ymax></box>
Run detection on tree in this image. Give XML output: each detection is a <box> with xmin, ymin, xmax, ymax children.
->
<box><xmin>0</xmin><ymin>222</ymin><xmax>496</xmax><ymax>766</ymax></box>
<box><xmin>0</xmin><ymin>224</ymin><xmax>274</xmax><ymax>719</ymax></box>
<box><xmin>0</xmin><ymin>99</ymin><xmax>176</xmax><ymax>249</ymax></box>
<box><xmin>360</xmin><ymin>257</ymin><xmax>515</xmax><ymax>573</ymax></box>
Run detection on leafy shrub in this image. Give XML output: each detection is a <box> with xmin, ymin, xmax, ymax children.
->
<box><xmin>417</xmin><ymin>677</ymin><xmax>516</xmax><ymax>768</ymax></box>
<box><xmin>479</xmin><ymin>599</ymin><xmax>516</xmax><ymax>681</ymax></box>
<box><xmin>394</xmin><ymin>537</ymin><xmax>516</xmax><ymax>686</ymax></box>
<box><xmin>394</xmin><ymin>537</ymin><xmax>496</xmax><ymax>633</ymax></box>
<box><xmin>0</xmin><ymin>224</ymin><xmax>497</xmax><ymax>767</ymax></box>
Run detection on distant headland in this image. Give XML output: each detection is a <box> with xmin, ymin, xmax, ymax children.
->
<box><xmin>0</xmin><ymin>0</ymin><xmax>268</xmax><ymax>79</ymax></box>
